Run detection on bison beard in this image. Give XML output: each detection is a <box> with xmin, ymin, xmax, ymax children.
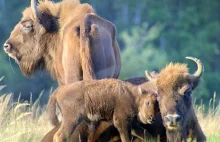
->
<box><xmin>18</xmin><ymin>57</ymin><xmax>45</xmax><ymax>77</ymax></box>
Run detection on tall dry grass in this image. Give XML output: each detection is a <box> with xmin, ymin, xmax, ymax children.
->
<box><xmin>195</xmin><ymin>92</ymin><xmax>220</xmax><ymax>141</ymax></box>
<box><xmin>0</xmin><ymin>76</ymin><xmax>219</xmax><ymax>142</ymax></box>
<box><xmin>0</xmin><ymin>90</ymin><xmax>53</xmax><ymax>142</ymax></box>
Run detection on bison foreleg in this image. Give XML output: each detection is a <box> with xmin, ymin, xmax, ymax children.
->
<box><xmin>113</xmin><ymin>115</ymin><xmax>132</xmax><ymax>142</ymax></box>
<box><xmin>192</xmin><ymin>121</ymin><xmax>206</xmax><ymax>142</ymax></box>
<box><xmin>87</xmin><ymin>121</ymin><xmax>99</xmax><ymax>142</ymax></box>
<box><xmin>55</xmin><ymin>115</ymin><xmax>83</xmax><ymax>142</ymax></box>
<box><xmin>131</xmin><ymin>125</ymin><xmax>152</xmax><ymax>141</ymax></box>
<box><xmin>189</xmin><ymin>111</ymin><xmax>206</xmax><ymax>142</ymax></box>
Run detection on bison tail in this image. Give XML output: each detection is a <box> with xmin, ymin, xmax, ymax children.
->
<box><xmin>47</xmin><ymin>91</ymin><xmax>59</xmax><ymax>126</ymax></box>
<box><xmin>80</xmin><ymin>14</ymin><xmax>97</xmax><ymax>80</ymax></box>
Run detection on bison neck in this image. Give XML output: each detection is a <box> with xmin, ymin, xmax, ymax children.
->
<box><xmin>43</xmin><ymin>33</ymin><xmax>64</xmax><ymax>85</ymax></box>
<box><xmin>125</xmin><ymin>84</ymin><xmax>142</xmax><ymax>110</ymax></box>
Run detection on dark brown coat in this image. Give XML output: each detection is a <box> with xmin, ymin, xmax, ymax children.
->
<box><xmin>143</xmin><ymin>57</ymin><xmax>206</xmax><ymax>142</ymax></box>
<box><xmin>47</xmin><ymin>79</ymin><xmax>159</xmax><ymax>142</ymax></box>
<box><xmin>3</xmin><ymin>0</ymin><xmax>121</xmax><ymax>85</ymax></box>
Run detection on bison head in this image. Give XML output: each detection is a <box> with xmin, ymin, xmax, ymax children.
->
<box><xmin>3</xmin><ymin>0</ymin><xmax>59</xmax><ymax>76</ymax></box>
<box><xmin>145</xmin><ymin>57</ymin><xmax>203</xmax><ymax>139</ymax></box>
<box><xmin>137</xmin><ymin>88</ymin><xmax>159</xmax><ymax>124</ymax></box>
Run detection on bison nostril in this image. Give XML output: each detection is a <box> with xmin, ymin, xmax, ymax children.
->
<box><xmin>176</xmin><ymin>115</ymin><xmax>181</xmax><ymax>122</ymax></box>
<box><xmin>165</xmin><ymin>115</ymin><xmax>171</xmax><ymax>122</ymax></box>
<box><xmin>152</xmin><ymin>118</ymin><xmax>155</xmax><ymax>121</ymax></box>
<box><xmin>3</xmin><ymin>43</ymin><xmax>11</xmax><ymax>52</ymax></box>
<box><xmin>148</xmin><ymin>115</ymin><xmax>153</xmax><ymax>120</ymax></box>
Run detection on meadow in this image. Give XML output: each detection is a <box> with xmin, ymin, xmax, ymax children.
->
<box><xmin>0</xmin><ymin>85</ymin><xmax>219</xmax><ymax>142</ymax></box>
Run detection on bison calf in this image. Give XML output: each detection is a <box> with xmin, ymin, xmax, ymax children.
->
<box><xmin>48</xmin><ymin>79</ymin><xmax>159</xmax><ymax>142</ymax></box>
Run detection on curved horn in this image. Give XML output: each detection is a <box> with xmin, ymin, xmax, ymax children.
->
<box><xmin>31</xmin><ymin>0</ymin><xmax>42</xmax><ymax>18</ymax></box>
<box><xmin>185</xmin><ymin>56</ymin><xmax>204</xmax><ymax>80</ymax></box>
<box><xmin>145</xmin><ymin>70</ymin><xmax>153</xmax><ymax>81</ymax></box>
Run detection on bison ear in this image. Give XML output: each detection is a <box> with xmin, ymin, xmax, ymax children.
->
<box><xmin>138</xmin><ymin>87</ymin><xmax>146</xmax><ymax>95</ymax></box>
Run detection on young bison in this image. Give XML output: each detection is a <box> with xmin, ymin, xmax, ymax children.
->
<box><xmin>48</xmin><ymin>79</ymin><xmax>159</xmax><ymax>142</ymax></box>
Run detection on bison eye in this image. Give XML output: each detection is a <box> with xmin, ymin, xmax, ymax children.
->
<box><xmin>23</xmin><ymin>25</ymin><xmax>33</xmax><ymax>32</ymax></box>
<box><xmin>21</xmin><ymin>20</ymin><xmax>34</xmax><ymax>32</ymax></box>
<box><xmin>146</xmin><ymin>102</ymin><xmax>151</xmax><ymax>106</ymax></box>
<box><xmin>184</xmin><ymin>89</ymin><xmax>192</xmax><ymax>97</ymax></box>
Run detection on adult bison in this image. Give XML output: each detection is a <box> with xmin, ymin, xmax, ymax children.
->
<box><xmin>142</xmin><ymin>57</ymin><xmax>206</xmax><ymax>142</ymax></box>
<box><xmin>3</xmin><ymin>0</ymin><xmax>121</xmax><ymax>85</ymax></box>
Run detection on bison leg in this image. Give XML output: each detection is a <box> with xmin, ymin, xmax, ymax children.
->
<box><xmin>192</xmin><ymin>122</ymin><xmax>206</xmax><ymax>141</ymax></box>
<box><xmin>87</xmin><ymin>121</ymin><xmax>99</xmax><ymax>142</ymax></box>
<box><xmin>188</xmin><ymin>112</ymin><xmax>206</xmax><ymax>142</ymax></box>
<box><xmin>131</xmin><ymin>120</ymin><xmax>153</xmax><ymax>141</ymax></box>
<box><xmin>54</xmin><ymin>122</ymin><xmax>65</xmax><ymax>142</ymax></box>
<box><xmin>54</xmin><ymin>115</ymin><xmax>83</xmax><ymax>142</ymax></box>
<box><xmin>113</xmin><ymin>115</ymin><xmax>131</xmax><ymax>142</ymax></box>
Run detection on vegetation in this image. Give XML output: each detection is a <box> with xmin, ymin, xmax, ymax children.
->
<box><xmin>0</xmin><ymin>94</ymin><xmax>51</xmax><ymax>142</ymax></box>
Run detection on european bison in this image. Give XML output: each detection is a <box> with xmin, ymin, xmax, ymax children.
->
<box><xmin>3</xmin><ymin>0</ymin><xmax>121</xmax><ymax>85</ymax></box>
<box><xmin>47</xmin><ymin>79</ymin><xmax>159</xmax><ymax>142</ymax></box>
<box><xmin>143</xmin><ymin>57</ymin><xmax>206</xmax><ymax>141</ymax></box>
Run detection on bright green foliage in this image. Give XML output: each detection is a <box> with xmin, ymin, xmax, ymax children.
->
<box><xmin>119</xmin><ymin>23</ymin><xmax>168</xmax><ymax>79</ymax></box>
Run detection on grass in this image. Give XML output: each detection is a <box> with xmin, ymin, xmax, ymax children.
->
<box><xmin>195</xmin><ymin>92</ymin><xmax>220</xmax><ymax>142</ymax></box>
<box><xmin>0</xmin><ymin>93</ymin><xmax>52</xmax><ymax>142</ymax></box>
<box><xmin>0</xmin><ymin>81</ymin><xmax>219</xmax><ymax>141</ymax></box>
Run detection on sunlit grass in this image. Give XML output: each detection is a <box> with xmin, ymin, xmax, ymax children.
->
<box><xmin>0</xmin><ymin>93</ymin><xmax>52</xmax><ymax>142</ymax></box>
<box><xmin>195</xmin><ymin>92</ymin><xmax>220</xmax><ymax>141</ymax></box>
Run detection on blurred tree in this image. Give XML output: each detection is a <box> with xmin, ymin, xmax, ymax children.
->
<box><xmin>119</xmin><ymin>23</ymin><xmax>167</xmax><ymax>79</ymax></box>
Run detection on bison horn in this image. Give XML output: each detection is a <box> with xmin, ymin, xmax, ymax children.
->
<box><xmin>31</xmin><ymin>0</ymin><xmax>42</xmax><ymax>19</ymax></box>
<box><xmin>145</xmin><ymin>70</ymin><xmax>153</xmax><ymax>81</ymax></box>
<box><xmin>138</xmin><ymin>87</ymin><xmax>146</xmax><ymax>95</ymax></box>
<box><xmin>185</xmin><ymin>56</ymin><xmax>204</xmax><ymax>80</ymax></box>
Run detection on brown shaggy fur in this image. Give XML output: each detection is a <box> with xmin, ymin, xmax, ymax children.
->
<box><xmin>4</xmin><ymin>0</ymin><xmax>121</xmax><ymax>85</ymax></box>
<box><xmin>156</xmin><ymin>63</ymin><xmax>190</xmax><ymax>93</ymax></box>
<box><xmin>41</xmin><ymin>76</ymin><xmax>163</xmax><ymax>142</ymax></box>
<box><xmin>143</xmin><ymin>61</ymin><xmax>206</xmax><ymax>142</ymax></box>
<box><xmin>47</xmin><ymin>79</ymin><xmax>159</xmax><ymax>142</ymax></box>
<box><xmin>40</xmin><ymin>77</ymin><xmax>148</xmax><ymax>142</ymax></box>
